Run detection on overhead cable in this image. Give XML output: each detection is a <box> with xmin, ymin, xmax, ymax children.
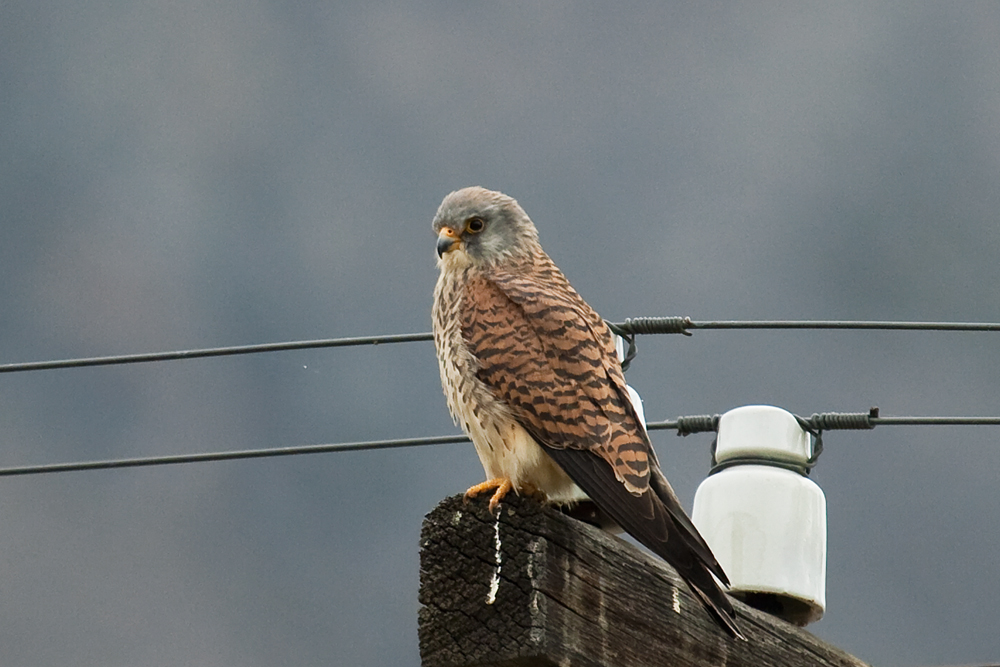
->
<box><xmin>2</xmin><ymin>412</ymin><xmax>998</xmax><ymax>478</ymax></box>
<box><xmin>0</xmin><ymin>333</ymin><xmax>434</xmax><ymax>374</ymax></box>
<box><xmin>0</xmin><ymin>434</ymin><xmax>470</xmax><ymax>477</ymax></box>
<box><xmin>2</xmin><ymin>318</ymin><xmax>999</xmax><ymax>374</ymax></box>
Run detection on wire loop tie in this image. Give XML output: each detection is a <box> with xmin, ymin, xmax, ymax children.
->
<box><xmin>675</xmin><ymin>414</ymin><xmax>721</xmax><ymax>437</ymax></box>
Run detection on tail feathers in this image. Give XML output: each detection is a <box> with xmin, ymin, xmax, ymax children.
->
<box><xmin>647</xmin><ymin>470</ymin><xmax>728</xmax><ymax>582</ymax></box>
<box><xmin>543</xmin><ymin>445</ymin><xmax>745</xmax><ymax>639</ymax></box>
<box><xmin>683</xmin><ymin>571</ymin><xmax>746</xmax><ymax>641</ymax></box>
<box><xmin>647</xmin><ymin>469</ymin><xmax>745</xmax><ymax>638</ymax></box>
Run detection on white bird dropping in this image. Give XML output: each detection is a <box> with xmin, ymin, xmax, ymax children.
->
<box><xmin>486</xmin><ymin>512</ymin><xmax>502</xmax><ymax>605</ymax></box>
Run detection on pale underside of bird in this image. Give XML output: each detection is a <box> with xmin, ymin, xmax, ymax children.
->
<box><xmin>430</xmin><ymin>186</ymin><xmax>744</xmax><ymax>640</ymax></box>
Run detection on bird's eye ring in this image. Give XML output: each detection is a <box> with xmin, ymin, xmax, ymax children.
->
<box><xmin>466</xmin><ymin>217</ymin><xmax>485</xmax><ymax>233</ymax></box>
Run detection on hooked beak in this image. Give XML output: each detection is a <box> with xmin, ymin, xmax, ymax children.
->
<box><xmin>436</xmin><ymin>227</ymin><xmax>461</xmax><ymax>258</ymax></box>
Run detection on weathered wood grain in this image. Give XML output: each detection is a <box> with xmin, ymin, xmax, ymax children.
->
<box><xmin>419</xmin><ymin>493</ymin><xmax>870</xmax><ymax>667</ymax></box>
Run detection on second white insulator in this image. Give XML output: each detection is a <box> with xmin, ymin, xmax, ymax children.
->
<box><xmin>692</xmin><ymin>405</ymin><xmax>827</xmax><ymax>626</ymax></box>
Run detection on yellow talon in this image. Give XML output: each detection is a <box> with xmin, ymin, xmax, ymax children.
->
<box><xmin>464</xmin><ymin>477</ymin><xmax>513</xmax><ymax>513</ymax></box>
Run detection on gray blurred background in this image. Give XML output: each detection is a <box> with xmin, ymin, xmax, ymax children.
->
<box><xmin>2</xmin><ymin>2</ymin><xmax>999</xmax><ymax>665</ymax></box>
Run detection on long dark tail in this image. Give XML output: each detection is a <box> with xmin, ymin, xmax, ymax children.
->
<box><xmin>674</xmin><ymin>551</ymin><xmax>746</xmax><ymax>640</ymax></box>
<box><xmin>545</xmin><ymin>446</ymin><xmax>746</xmax><ymax>639</ymax></box>
<box><xmin>648</xmin><ymin>469</ymin><xmax>746</xmax><ymax>640</ymax></box>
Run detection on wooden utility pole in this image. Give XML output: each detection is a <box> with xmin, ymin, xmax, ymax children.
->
<box><xmin>419</xmin><ymin>493</ymin><xmax>868</xmax><ymax>667</ymax></box>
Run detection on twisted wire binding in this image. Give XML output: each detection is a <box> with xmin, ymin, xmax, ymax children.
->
<box><xmin>607</xmin><ymin>317</ymin><xmax>695</xmax><ymax>371</ymax></box>
<box><xmin>794</xmin><ymin>409</ymin><xmax>879</xmax><ymax>470</ymax></box>
<box><xmin>796</xmin><ymin>409</ymin><xmax>878</xmax><ymax>432</ymax></box>
<box><xmin>674</xmin><ymin>414</ymin><xmax>721</xmax><ymax>436</ymax></box>
<box><xmin>613</xmin><ymin>317</ymin><xmax>694</xmax><ymax>336</ymax></box>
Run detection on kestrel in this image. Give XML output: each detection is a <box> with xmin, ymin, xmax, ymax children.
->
<box><xmin>431</xmin><ymin>186</ymin><xmax>743</xmax><ymax>639</ymax></box>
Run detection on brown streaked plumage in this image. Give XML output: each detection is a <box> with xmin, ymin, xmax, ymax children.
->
<box><xmin>431</xmin><ymin>186</ymin><xmax>744</xmax><ymax>639</ymax></box>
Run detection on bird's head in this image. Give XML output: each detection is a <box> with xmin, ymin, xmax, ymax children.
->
<box><xmin>432</xmin><ymin>187</ymin><xmax>539</xmax><ymax>268</ymax></box>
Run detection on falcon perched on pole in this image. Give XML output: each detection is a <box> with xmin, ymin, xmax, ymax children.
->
<box><xmin>431</xmin><ymin>186</ymin><xmax>744</xmax><ymax>639</ymax></box>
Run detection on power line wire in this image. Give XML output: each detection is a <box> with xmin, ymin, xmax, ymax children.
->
<box><xmin>2</xmin><ymin>318</ymin><xmax>999</xmax><ymax>374</ymax></box>
<box><xmin>3</xmin><ymin>413</ymin><xmax>998</xmax><ymax>478</ymax></box>
<box><xmin>0</xmin><ymin>435</ymin><xmax>470</xmax><ymax>477</ymax></box>
<box><xmin>0</xmin><ymin>333</ymin><xmax>434</xmax><ymax>374</ymax></box>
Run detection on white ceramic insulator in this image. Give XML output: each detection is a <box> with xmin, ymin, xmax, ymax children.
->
<box><xmin>615</xmin><ymin>336</ymin><xmax>647</xmax><ymax>434</ymax></box>
<box><xmin>692</xmin><ymin>405</ymin><xmax>827</xmax><ymax>625</ymax></box>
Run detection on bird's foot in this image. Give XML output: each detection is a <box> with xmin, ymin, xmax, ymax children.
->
<box><xmin>518</xmin><ymin>483</ymin><xmax>547</xmax><ymax>504</ymax></box>
<box><xmin>464</xmin><ymin>477</ymin><xmax>513</xmax><ymax>513</ymax></box>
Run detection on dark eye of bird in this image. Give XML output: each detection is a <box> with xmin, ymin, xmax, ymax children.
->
<box><xmin>466</xmin><ymin>217</ymin><xmax>485</xmax><ymax>233</ymax></box>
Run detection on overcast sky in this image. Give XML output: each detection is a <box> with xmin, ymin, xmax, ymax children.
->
<box><xmin>2</xmin><ymin>2</ymin><xmax>999</xmax><ymax>665</ymax></box>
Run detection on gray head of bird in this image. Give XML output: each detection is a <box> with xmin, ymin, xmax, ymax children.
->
<box><xmin>432</xmin><ymin>186</ymin><xmax>540</xmax><ymax>268</ymax></box>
